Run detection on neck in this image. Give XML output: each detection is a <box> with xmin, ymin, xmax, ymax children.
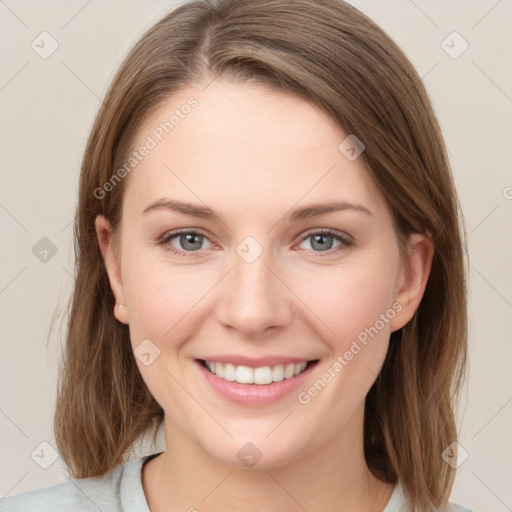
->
<box><xmin>142</xmin><ymin>404</ymin><xmax>395</xmax><ymax>512</ymax></box>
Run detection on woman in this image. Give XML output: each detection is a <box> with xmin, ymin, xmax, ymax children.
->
<box><xmin>2</xmin><ymin>0</ymin><xmax>473</xmax><ymax>510</ymax></box>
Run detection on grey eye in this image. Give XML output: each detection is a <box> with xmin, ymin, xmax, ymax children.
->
<box><xmin>177</xmin><ymin>233</ymin><xmax>204</xmax><ymax>251</ymax></box>
<box><xmin>309</xmin><ymin>234</ymin><xmax>335</xmax><ymax>251</ymax></box>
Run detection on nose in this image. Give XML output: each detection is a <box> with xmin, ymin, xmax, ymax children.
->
<box><xmin>215</xmin><ymin>246</ymin><xmax>294</xmax><ymax>339</ymax></box>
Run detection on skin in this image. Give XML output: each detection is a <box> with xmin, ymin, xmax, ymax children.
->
<box><xmin>96</xmin><ymin>79</ymin><xmax>433</xmax><ymax>512</ymax></box>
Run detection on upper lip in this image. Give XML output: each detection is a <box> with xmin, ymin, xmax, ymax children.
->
<box><xmin>197</xmin><ymin>355</ymin><xmax>318</xmax><ymax>368</ymax></box>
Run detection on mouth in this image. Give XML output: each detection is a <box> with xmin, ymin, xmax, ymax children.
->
<box><xmin>197</xmin><ymin>359</ymin><xmax>320</xmax><ymax>385</ymax></box>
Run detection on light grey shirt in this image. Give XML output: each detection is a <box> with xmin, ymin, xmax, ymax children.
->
<box><xmin>1</xmin><ymin>453</ymin><xmax>475</xmax><ymax>511</ymax></box>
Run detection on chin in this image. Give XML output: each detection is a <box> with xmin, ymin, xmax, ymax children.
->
<box><xmin>201</xmin><ymin>431</ymin><xmax>312</xmax><ymax>471</ymax></box>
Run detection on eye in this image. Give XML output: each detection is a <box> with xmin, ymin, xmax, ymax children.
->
<box><xmin>158</xmin><ymin>229</ymin><xmax>214</xmax><ymax>257</ymax></box>
<box><xmin>157</xmin><ymin>228</ymin><xmax>352</xmax><ymax>258</ymax></box>
<box><xmin>296</xmin><ymin>229</ymin><xmax>352</xmax><ymax>255</ymax></box>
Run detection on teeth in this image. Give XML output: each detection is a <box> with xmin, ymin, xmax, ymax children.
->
<box><xmin>215</xmin><ymin>362</ymin><xmax>224</xmax><ymax>379</ymax></box>
<box><xmin>204</xmin><ymin>361</ymin><xmax>308</xmax><ymax>385</ymax></box>
<box><xmin>284</xmin><ymin>363</ymin><xmax>295</xmax><ymax>379</ymax></box>
<box><xmin>254</xmin><ymin>366</ymin><xmax>272</xmax><ymax>385</ymax></box>
<box><xmin>235</xmin><ymin>365</ymin><xmax>253</xmax><ymax>384</ymax></box>
<box><xmin>271</xmin><ymin>364</ymin><xmax>284</xmax><ymax>382</ymax></box>
<box><xmin>223</xmin><ymin>363</ymin><xmax>236</xmax><ymax>381</ymax></box>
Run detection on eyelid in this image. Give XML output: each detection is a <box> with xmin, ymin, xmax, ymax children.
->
<box><xmin>158</xmin><ymin>227</ymin><xmax>216</xmax><ymax>249</ymax></box>
<box><xmin>297</xmin><ymin>227</ymin><xmax>353</xmax><ymax>244</ymax></box>
<box><xmin>159</xmin><ymin>227</ymin><xmax>212</xmax><ymax>240</ymax></box>
<box><xmin>294</xmin><ymin>228</ymin><xmax>353</xmax><ymax>256</ymax></box>
<box><xmin>157</xmin><ymin>227</ymin><xmax>353</xmax><ymax>257</ymax></box>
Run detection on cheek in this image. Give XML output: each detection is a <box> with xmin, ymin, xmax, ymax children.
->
<box><xmin>291</xmin><ymin>264</ymin><xmax>398</xmax><ymax>424</ymax></box>
<box><xmin>123</xmin><ymin>245</ymin><xmax>399</xmax><ymax>350</ymax></box>
<box><xmin>120</xmin><ymin>255</ymin><xmax>210</xmax><ymax>411</ymax></box>
<box><xmin>122</xmin><ymin>247</ymin><xmax>218</xmax><ymax>348</ymax></box>
<box><xmin>295</xmin><ymin>260</ymin><xmax>398</xmax><ymax>348</ymax></box>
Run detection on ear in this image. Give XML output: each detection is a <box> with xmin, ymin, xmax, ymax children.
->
<box><xmin>389</xmin><ymin>233</ymin><xmax>434</xmax><ymax>332</ymax></box>
<box><xmin>95</xmin><ymin>215</ymin><xmax>129</xmax><ymax>324</ymax></box>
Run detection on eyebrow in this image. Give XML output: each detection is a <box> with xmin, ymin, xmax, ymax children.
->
<box><xmin>142</xmin><ymin>198</ymin><xmax>374</xmax><ymax>221</ymax></box>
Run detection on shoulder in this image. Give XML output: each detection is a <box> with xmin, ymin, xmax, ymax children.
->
<box><xmin>449</xmin><ymin>504</ymin><xmax>475</xmax><ymax>512</ymax></box>
<box><xmin>0</xmin><ymin>454</ymin><xmax>152</xmax><ymax>512</ymax></box>
<box><xmin>386</xmin><ymin>481</ymin><xmax>476</xmax><ymax>512</ymax></box>
<box><xmin>0</xmin><ymin>465</ymin><xmax>125</xmax><ymax>512</ymax></box>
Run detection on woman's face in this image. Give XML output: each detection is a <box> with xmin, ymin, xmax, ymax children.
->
<box><xmin>97</xmin><ymin>80</ymin><xmax>431</xmax><ymax>469</ymax></box>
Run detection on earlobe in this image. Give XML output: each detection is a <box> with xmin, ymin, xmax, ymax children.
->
<box><xmin>94</xmin><ymin>215</ymin><xmax>129</xmax><ymax>324</ymax></box>
<box><xmin>389</xmin><ymin>233</ymin><xmax>434</xmax><ymax>332</ymax></box>
<box><xmin>115</xmin><ymin>303</ymin><xmax>129</xmax><ymax>325</ymax></box>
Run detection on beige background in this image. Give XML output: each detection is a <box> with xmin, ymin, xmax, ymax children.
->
<box><xmin>1</xmin><ymin>1</ymin><xmax>511</xmax><ymax>510</ymax></box>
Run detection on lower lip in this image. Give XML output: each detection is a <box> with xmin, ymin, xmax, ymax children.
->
<box><xmin>195</xmin><ymin>360</ymin><xmax>318</xmax><ymax>407</ymax></box>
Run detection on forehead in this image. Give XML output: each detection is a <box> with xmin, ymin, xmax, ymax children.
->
<box><xmin>123</xmin><ymin>80</ymin><xmax>387</xmax><ymax>219</ymax></box>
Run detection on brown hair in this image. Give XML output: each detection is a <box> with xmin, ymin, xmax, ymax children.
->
<box><xmin>54</xmin><ymin>0</ymin><xmax>468</xmax><ymax>509</ymax></box>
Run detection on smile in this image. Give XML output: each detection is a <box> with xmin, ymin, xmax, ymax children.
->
<box><xmin>200</xmin><ymin>360</ymin><xmax>312</xmax><ymax>385</ymax></box>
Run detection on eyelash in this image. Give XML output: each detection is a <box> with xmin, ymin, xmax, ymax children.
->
<box><xmin>156</xmin><ymin>228</ymin><xmax>353</xmax><ymax>259</ymax></box>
